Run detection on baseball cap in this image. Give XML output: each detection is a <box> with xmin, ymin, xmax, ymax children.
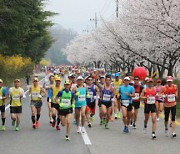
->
<box><xmin>64</xmin><ymin>79</ymin><xmax>70</xmax><ymax>85</ymax></box>
<box><xmin>115</xmin><ymin>73</ymin><xmax>120</xmax><ymax>77</ymax></box>
<box><xmin>145</xmin><ymin>77</ymin><xmax>149</xmax><ymax>81</ymax></box>
<box><xmin>100</xmin><ymin>75</ymin><xmax>105</xmax><ymax>78</ymax></box>
<box><xmin>33</xmin><ymin>77</ymin><xmax>39</xmax><ymax>81</ymax></box>
<box><xmin>0</xmin><ymin>79</ymin><xmax>3</xmax><ymax>82</ymax></box>
<box><xmin>77</xmin><ymin>76</ymin><xmax>84</xmax><ymax>80</ymax></box>
<box><xmin>134</xmin><ymin>76</ymin><xmax>139</xmax><ymax>80</ymax></box>
<box><xmin>124</xmin><ymin>77</ymin><xmax>130</xmax><ymax>81</ymax></box>
<box><xmin>55</xmin><ymin>76</ymin><xmax>61</xmax><ymax>81</ymax></box>
<box><xmin>167</xmin><ymin>76</ymin><xmax>173</xmax><ymax>82</ymax></box>
<box><xmin>86</xmin><ymin>76</ymin><xmax>92</xmax><ymax>80</ymax></box>
<box><xmin>14</xmin><ymin>79</ymin><xmax>20</xmax><ymax>82</ymax></box>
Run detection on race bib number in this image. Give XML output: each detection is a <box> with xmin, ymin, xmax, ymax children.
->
<box><xmin>62</xmin><ymin>99</ymin><xmax>71</xmax><ymax>106</ymax></box>
<box><xmin>32</xmin><ymin>92</ymin><xmax>39</xmax><ymax>99</ymax></box>
<box><xmin>12</xmin><ymin>95</ymin><xmax>20</xmax><ymax>101</ymax></box>
<box><xmin>103</xmin><ymin>94</ymin><xmax>111</xmax><ymax>101</ymax></box>
<box><xmin>88</xmin><ymin>91</ymin><xmax>94</xmax><ymax>99</ymax></box>
<box><xmin>78</xmin><ymin>95</ymin><xmax>86</xmax><ymax>101</ymax></box>
<box><xmin>147</xmin><ymin>97</ymin><xmax>155</xmax><ymax>104</ymax></box>
<box><xmin>122</xmin><ymin>100</ymin><xmax>130</xmax><ymax>107</ymax></box>
<box><xmin>133</xmin><ymin>93</ymin><xmax>139</xmax><ymax>100</ymax></box>
<box><xmin>167</xmin><ymin>94</ymin><xmax>175</xmax><ymax>102</ymax></box>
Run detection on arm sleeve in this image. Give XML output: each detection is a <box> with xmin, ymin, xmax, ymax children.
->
<box><xmin>2</xmin><ymin>88</ymin><xmax>7</xmax><ymax>96</ymax></box>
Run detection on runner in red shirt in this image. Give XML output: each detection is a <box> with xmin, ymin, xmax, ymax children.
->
<box><xmin>162</xmin><ymin>76</ymin><xmax>178</xmax><ymax>138</ymax></box>
<box><xmin>140</xmin><ymin>78</ymin><xmax>157</xmax><ymax>139</ymax></box>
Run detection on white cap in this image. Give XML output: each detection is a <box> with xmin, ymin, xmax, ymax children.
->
<box><xmin>77</xmin><ymin>76</ymin><xmax>84</xmax><ymax>80</ymax></box>
<box><xmin>145</xmin><ymin>77</ymin><xmax>149</xmax><ymax>81</ymax></box>
<box><xmin>124</xmin><ymin>77</ymin><xmax>130</xmax><ymax>81</ymax></box>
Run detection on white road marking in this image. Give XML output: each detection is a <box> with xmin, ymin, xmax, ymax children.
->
<box><xmin>81</xmin><ymin>128</ymin><xmax>92</xmax><ymax>145</ymax></box>
<box><xmin>5</xmin><ymin>78</ymin><xmax>44</xmax><ymax>111</ymax></box>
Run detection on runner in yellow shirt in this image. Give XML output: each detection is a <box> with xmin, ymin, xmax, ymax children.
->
<box><xmin>29</xmin><ymin>77</ymin><xmax>46</xmax><ymax>129</ymax></box>
<box><xmin>51</xmin><ymin>76</ymin><xmax>63</xmax><ymax>130</ymax></box>
<box><xmin>112</xmin><ymin>73</ymin><xmax>122</xmax><ymax>119</ymax></box>
<box><xmin>8</xmin><ymin>79</ymin><xmax>25</xmax><ymax>131</ymax></box>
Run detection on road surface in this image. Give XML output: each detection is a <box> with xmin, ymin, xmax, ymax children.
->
<box><xmin>0</xmin><ymin>74</ymin><xmax>180</xmax><ymax>154</ymax></box>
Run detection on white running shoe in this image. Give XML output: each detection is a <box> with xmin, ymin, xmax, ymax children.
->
<box><xmin>152</xmin><ymin>133</ymin><xmax>156</xmax><ymax>139</ymax></box>
<box><xmin>77</xmin><ymin>126</ymin><xmax>81</xmax><ymax>133</ymax></box>
<box><xmin>156</xmin><ymin>118</ymin><xmax>160</xmax><ymax>121</ymax></box>
<box><xmin>81</xmin><ymin>127</ymin><xmax>86</xmax><ymax>133</ymax></box>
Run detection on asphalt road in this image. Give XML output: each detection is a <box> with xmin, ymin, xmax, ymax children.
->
<box><xmin>0</xmin><ymin>74</ymin><xmax>180</xmax><ymax>154</ymax></box>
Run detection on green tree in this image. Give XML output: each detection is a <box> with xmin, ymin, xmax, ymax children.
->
<box><xmin>0</xmin><ymin>0</ymin><xmax>56</xmax><ymax>63</ymax></box>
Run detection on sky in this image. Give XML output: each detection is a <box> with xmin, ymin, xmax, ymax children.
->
<box><xmin>45</xmin><ymin>0</ymin><xmax>116</xmax><ymax>33</ymax></box>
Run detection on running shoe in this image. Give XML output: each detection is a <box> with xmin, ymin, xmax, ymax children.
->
<box><xmin>117</xmin><ymin>112</ymin><xmax>121</xmax><ymax>119</ymax></box>
<box><xmin>12</xmin><ymin>120</ymin><xmax>16</xmax><ymax>126</ymax></box>
<box><xmin>172</xmin><ymin>132</ymin><xmax>177</xmax><ymax>138</ymax></box>
<box><xmin>36</xmin><ymin>121</ymin><xmax>40</xmax><ymax>128</ymax></box>
<box><xmin>123</xmin><ymin>126</ymin><xmax>126</xmax><ymax>133</ymax></box>
<box><xmin>102</xmin><ymin>119</ymin><xmax>106</xmax><ymax>125</ymax></box>
<box><xmin>129</xmin><ymin>121</ymin><xmax>133</xmax><ymax>127</ymax></box>
<box><xmin>115</xmin><ymin>113</ymin><xmax>118</xmax><ymax>120</ymax></box>
<box><xmin>152</xmin><ymin>133</ymin><xmax>156</xmax><ymax>139</ymax></box>
<box><xmin>32</xmin><ymin>123</ymin><xmax>36</xmax><ymax>129</ymax></box>
<box><xmin>1</xmin><ymin>125</ymin><xmax>6</xmax><ymax>131</ymax></box>
<box><xmin>56</xmin><ymin>125</ymin><xmax>61</xmax><ymax>131</ymax></box>
<box><xmin>123</xmin><ymin>126</ymin><xmax>128</xmax><ymax>133</ymax></box>
<box><xmin>50</xmin><ymin>119</ymin><xmax>53</xmax><ymax>124</ymax></box>
<box><xmin>51</xmin><ymin>121</ymin><xmax>56</xmax><ymax>127</ymax></box>
<box><xmin>77</xmin><ymin>126</ymin><xmax>81</xmax><ymax>133</ymax></box>
<box><xmin>65</xmin><ymin>136</ymin><xmax>70</xmax><ymax>141</ymax></box>
<box><xmin>156</xmin><ymin>118</ymin><xmax>160</xmax><ymax>121</ymax></box>
<box><xmin>105</xmin><ymin>123</ymin><xmax>109</xmax><ymax>129</ymax></box>
<box><xmin>88</xmin><ymin>122</ymin><xmax>92</xmax><ymax>128</ymax></box>
<box><xmin>125</xmin><ymin>126</ymin><xmax>129</xmax><ymax>133</ymax></box>
<box><xmin>81</xmin><ymin>127</ymin><xmax>86</xmax><ymax>133</ymax></box>
<box><xmin>132</xmin><ymin>122</ymin><xmax>136</xmax><ymax>129</ymax></box>
<box><xmin>15</xmin><ymin>127</ymin><xmax>20</xmax><ymax>131</ymax></box>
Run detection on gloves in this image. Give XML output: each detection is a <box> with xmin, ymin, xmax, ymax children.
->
<box><xmin>75</xmin><ymin>92</ymin><xmax>80</xmax><ymax>96</ymax></box>
<box><xmin>87</xmin><ymin>94</ymin><xmax>91</xmax><ymax>98</ymax></box>
<box><xmin>0</xmin><ymin>96</ymin><xmax>2</xmax><ymax>99</ymax></box>
<box><xmin>60</xmin><ymin>103</ymin><xmax>64</xmax><ymax>108</ymax></box>
<box><xmin>38</xmin><ymin>95</ymin><xmax>42</xmax><ymax>99</ymax></box>
<box><xmin>71</xmin><ymin>104</ymin><xmax>75</xmax><ymax>108</ymax></box>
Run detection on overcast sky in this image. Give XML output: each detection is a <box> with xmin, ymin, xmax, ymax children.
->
<box><xmin>45</xmin><ymin>0</ymin><xmax>116</xmax><ymax>33</ymax></box>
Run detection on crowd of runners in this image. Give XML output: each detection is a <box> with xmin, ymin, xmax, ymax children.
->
<box><xmin>0</xmin><ymin>66</ymin><xmax>178</xmax><ymax>141</ymax></box>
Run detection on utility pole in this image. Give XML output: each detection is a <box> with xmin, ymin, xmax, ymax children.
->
<box><xmin>90</xmin><ymin>13</ymin><xmax>97</xmax><ymax>29</ymax></box>
<box><xmin>116</xmin><ymin>0</ymin><xmax>119</xmax><ymax>18</ymax></box>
